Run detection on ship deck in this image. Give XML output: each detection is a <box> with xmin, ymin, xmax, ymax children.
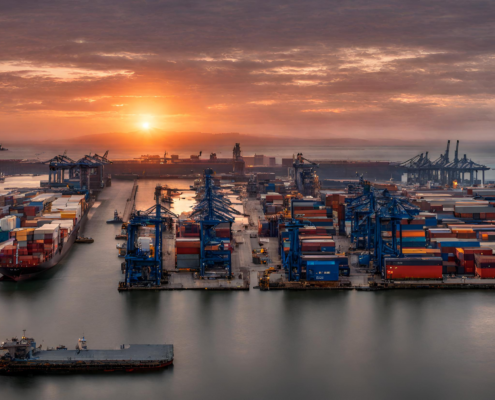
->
<box><xmin>25</xmin><ymin>344</ymin><xmax>173</xmax><ymax>362</ymax></box>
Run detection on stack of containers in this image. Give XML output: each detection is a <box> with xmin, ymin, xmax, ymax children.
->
<box><xmin>431</xmin><ymin>238</ymin><xmax>480</xmax><ymax>262</ymax></box>
<box><xmin>14</xmin><ymin>229</ymin><xmax>35</xmax><ymax>258</ymax></box>
<box><xmin>0</xmin><ymin>216</ymin><xmax>17</xmax><ymax>232</ymax></box>
<box><xmin>0</xmin><ymin>239</ymin><xmax>15</xmax><ymax>264</ymax></box>
<box><xmin>451</xmin><ymin>228</ymin><xmax>477</xmax><ymax>239</ymax></box>
<box><xmin>300</xmin><ymin>237</ymin><xmax>335</xmax><ymax>253</ymax></box>
<box><xmin>137</xmin><ymin>226</ymin><xmax>155</xmax><ymax>239</ymax></box>
<box><xmin>258</xmin><ymin>216</ymin><xmax>270</xmax><ymax>237</ymax></box>
<box><xmin>3</xmin><ymin>227</ymin><xmax>46</xmax><ymax>266</ymax></box>
<box><xmin>0</xmin><ymin>244</ymin><xmax>16</xmax><ymax>265</ymax></box>
<box><xmin>402</xmin><ymin>249</ymin><xmax>442</xmax><ymax>257</ymax></box>
<box><xmin>178</xmin><ymin>221</ymin><xmax>200</xmax><ymax>237</ymax></box>
<box><xmin>215</xmin><ymin>223</ymin><xmax>231</xmax><ymax>239</ymax></box>
<box><xmin>264</xmin><ymin>192</ymin><xmax>284</xmax><ymax>215</ymax></box>
<box><xmin>478</xmin><ymin>232</ymin><xmax>495</xmax><ymax>241</ymax></box>
<box><xmin>455</xmin><ymin>247</ymin><xmax>493</xmax><ymax>274</ymax></box>
<box><xmin>397</xmin><ymin>214</ymin><xmax>437</xmax><ymax>250</ymax></box>
<box><xmin>23</xmin><ymin>205</ymin><xmax>41</xmax><ymax>220</ymax></box>
<box><xmin>454</xmin><ymin>202</ymin><xmax>495</xmax><ymax>220</ymax></box>
<box><xmin>57</xmin><ymin>220</ymin><xmax>74</xmax><ymax>242</ymax></box>
<box><xmin>327</xmin><ymin>194</ymin><xmax>346</xmax><ymax>234</ymax></box>
<box><xmin>34</xmin><ymin>224</ymin><xmax>60</xmax><ymax>259</ymax></box>
<box><xmin>175</xmin><ymin>238</ymin><xmax>200</xmax><ymax>270</ymax></box>
<box><xmin>428</xmin><ymin>228</ymin><xmax>456</xmax><ymax>240</ymax></box>
<box><xmin>291</xmin><ymin>199</ymin><xmax>334</xmax><ymax>235</ymax></box>
<box><xmin>0</xmin><ymin>216</ymin><xmax>17</xmax><ymax>243</ymax></box>
<box><xmin>384</xmin><ymin>257</ymin><xmax>443</xmax><ymax>280</ymax></box>
<box><xmin>0</xmin><ymin>204</ymin><xmax>10</xmax><ymax>218</ymax></box>
<box><xmin>475</xmin><ymin>254</ymin><xmax>495</xmax><ymax>278</ymax></box>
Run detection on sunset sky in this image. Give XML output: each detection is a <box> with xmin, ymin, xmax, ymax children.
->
<box><xmin>1</xmin><ymin>1</ymin><xmax>495</xmax><ymax>141</ymax></box>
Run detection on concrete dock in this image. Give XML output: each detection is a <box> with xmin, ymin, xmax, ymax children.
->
<box><xmin>117</xmin><ymin>182</ymin><xmax>495</xmax><ymax>292</ymax></box>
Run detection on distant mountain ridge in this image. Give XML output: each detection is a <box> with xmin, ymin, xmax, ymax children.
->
<box><xmin>47</xmin><ymin>129</ymin><xmax>405</xmax><ymax>150</ymax></box>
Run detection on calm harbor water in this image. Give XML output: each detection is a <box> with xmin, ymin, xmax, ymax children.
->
<box><xmin>1</xmin><ymin>180</ymin><xmax>495</xmax><ymax>399</ymax></box>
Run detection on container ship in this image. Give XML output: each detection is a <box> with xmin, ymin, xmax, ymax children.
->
<box><xmin>0</xmin><ymin>191</ymin><xmax>90</xmax><ymax>281</ymax></box>
<box><xmin>0</xmin><ymin>332</ymin><xmax>173</xmax><ymax>374</ymax></box>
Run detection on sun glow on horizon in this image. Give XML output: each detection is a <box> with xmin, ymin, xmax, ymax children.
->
<box><xmin>142</xmin><ymin>122</ymin><xmax>150</xmax><ymax>129</ymax></box>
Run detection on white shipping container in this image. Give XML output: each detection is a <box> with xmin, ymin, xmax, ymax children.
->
<box><xmin>138</xmin><ymin>237</ymin><xmax>153</xmax><ymax>251</ymax></box>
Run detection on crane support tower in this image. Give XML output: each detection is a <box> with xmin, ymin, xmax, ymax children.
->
<box><xmin>292</xmin><ymin>153</ymin><xmax>320</xmax><ymax>197</ymax></box>
<box><xmin>123</xmin><ymin>185</ymin><xmax>178</xmax><ymax>287</ymax></box>
<box><xmin>281</xmin><ymin>220</ymin><xmax>308</xmax><ymax>281</ymax></box>
<box><xmin>190</xmin><ymin>168</ymin><xmax>241</xmax><ymax>278</ymax></box>
<box><xmin>233</xmin><ymin>143</ymin><xmax>245</xmax><ymax>175</ymax></box>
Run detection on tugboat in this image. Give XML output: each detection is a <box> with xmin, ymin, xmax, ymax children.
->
<box><xmin>107</xmin><ymin>210</ymin><xmax>123</xmax><ymax>224</ymax></box>
<box><xmin>0</xmin><ymin>145</ymin><xmax>8</xmax><ymax>151</ymax></box>
<box><xmin>0</xmin><ymin>331</ymin><xmax>173</xmax><ymax>374</ymax></box>
<box><xmin>75</xmin><ymin>236</ymin><xmax>94</xmax><ymax>244</ymax></box>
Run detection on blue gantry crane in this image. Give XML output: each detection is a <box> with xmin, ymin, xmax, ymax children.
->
<box><xmin>280</xmin><ymin>219</ymin><xmax>308</xmax><ymax>281</ymax></box>
<box><xmin>348</xmin><ymin>187</ymin><xmax>420</xmax><ymax>272</ymax></box>
<box><xmin>190</xmin><ymin>168</ymin><xmax>241</xmax><ymax>278</ymax></box>
<box><xmin>347</xmin><ymin>192</ymin><xmax>376</xmax><ymax>251</ymax></box>
<box><xmin>373</xmin><ymin>191</ymin><xmax>420</xmax><ymax>274</ymax></box>
<box><xmin>43</xmin><ymin>151</ymin><xmax>111</xmax><ymax>192</ymax></box>
<box><xmin>347</xmin><ymin>175</ymin><xmax>375</xmax><ymax>250</ymax></box>
<box><xmin>123</xmin><ymin>185</ymin><xmax>178</xmax><ymax>287</ymax></box>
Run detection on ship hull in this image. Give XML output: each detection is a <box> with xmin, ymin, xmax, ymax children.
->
<box><xmin>0</xmin><ymin>359</ymin><xmax>173</xmax><ymax>375</ymax></box>
<box><xmin>0</xmin><ymin>206</ymin><xmax>88</xmax><ymax>282</ymax></box>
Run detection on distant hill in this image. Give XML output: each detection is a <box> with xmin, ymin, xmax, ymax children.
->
<box><xmin>48</xmin><ymin>129</ymin><xmax>390</xmax><ymax>150</ymax></box>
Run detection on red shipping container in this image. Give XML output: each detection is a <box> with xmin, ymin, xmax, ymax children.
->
<box><xmin>476</xmin><ymin>267</ymin><xmax>495</xmax><ymax>278</ymax></box>
<box><xmin>175</xmin><ymin>241</ymin><xmax>201</xmax><ymax>248</ymax></box>
<box><xmin>176</xmin><ymin>247</ymin><xmax>200</xmax><ymax>255</ymax></box>
<box><xmin>465</xmin><ymin>266</ymin><xmax>475</xmax><ymax>274</ymax></box>
<box><xmin>386</xmin><ymin>264</ymin><xmax>442</xmax><ymax>279</ymax></box>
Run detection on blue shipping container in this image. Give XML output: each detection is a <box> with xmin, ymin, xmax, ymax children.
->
<box><xmin>306</xmin><ymin>261</ymin><xmax>339</xmax><ymax>281</ymax></box>
<box><xmin>321</xmin><ymin>247</ymin><xmax>336</xmax><ymax>252</ymax></box>
<box><xmin>0</xmin><ymin>230</ymin><xmax>8</xmax><ymax>242</ymax></box>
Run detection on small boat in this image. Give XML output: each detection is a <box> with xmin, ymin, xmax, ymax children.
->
<box><xmin>75</xmin><ymin>236</ymin><xmax>94</xmax><ymax>244</ymax></box>
<box><xmin>107</xmin><ymin>210</ymin><xmax>123</xmax><ymax>224</ymax></box>
<box><xmin>0</xmin><ymin>145</ymin><xmax>8</xmax><ymax>151</ymax></box>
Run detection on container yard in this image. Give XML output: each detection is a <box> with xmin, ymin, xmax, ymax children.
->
<box><xmin>1</xmin><ymin>142</ymin><xmax>495</xmax><ymax>292</ymax></box>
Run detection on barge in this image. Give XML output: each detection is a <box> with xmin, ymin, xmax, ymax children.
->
<box><xmin>0</xmin><ymin>332</ymin><xmax>173</xmax><ymax>374</ymax></box>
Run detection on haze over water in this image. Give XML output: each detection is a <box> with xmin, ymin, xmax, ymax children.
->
<box><xmin>0</xmin><ymin>179</ymin><xmax>495</xmax><ymax>400</ymax></box>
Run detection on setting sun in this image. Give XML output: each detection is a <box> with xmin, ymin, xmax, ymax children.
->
<box><xmin>142</xmin><ymin>122</ymin><xmax>150</xmax><ymax>129</ymax></box>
